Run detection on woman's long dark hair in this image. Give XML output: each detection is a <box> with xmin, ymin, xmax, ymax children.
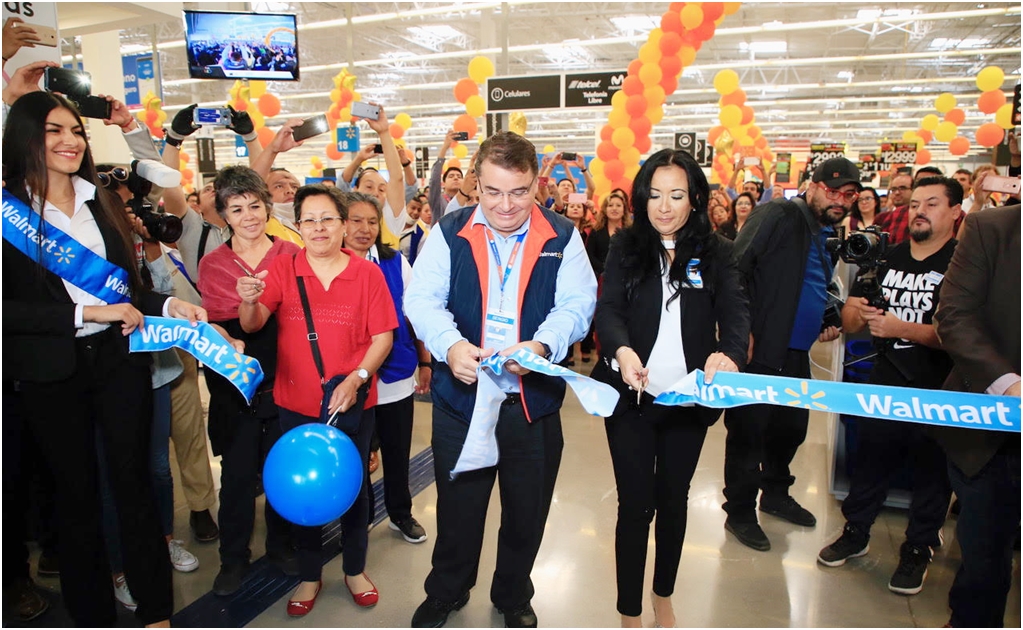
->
<box><xmin>616</xmin><ymin>148</ymin><xmax>716</xmax><ymax>304</ymax></box>
<box><xmin>850</xmin><ymin>186</ymin><xmax>880</xmax><ymax>224</ymax></box>
<box><xmin>2</xmin><ymin>91</ymin><xmax>146</xmax><ymax>300</ymax></box>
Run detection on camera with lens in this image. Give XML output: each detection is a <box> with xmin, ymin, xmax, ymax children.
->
<box><xmin>825</xmin><ymin>225</ymin><xmax>889</xmax><ymax>267</ymax></box>
<box><xmin>97</xmin><ymin>165</ymin><xmax>183</xmax><ymax>244</ymax></box>
<box><xmin>133</xmin><ymin>199</ymin><xmax>183</xmax><ymax>244</ymax></box>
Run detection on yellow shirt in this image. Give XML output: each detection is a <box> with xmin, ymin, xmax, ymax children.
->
<box><xmin>265</xmin><ymin>217</ymin><xmax>304</xmax><ymax>247</ymax></box>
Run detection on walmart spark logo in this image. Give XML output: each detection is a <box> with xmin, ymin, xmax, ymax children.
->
<box><xmin>55</xmin><ymin>246</ymin><xmax>76</xmax><ymax>264</ymax></box>
<box><xmin>344</xmin><ymin>127</ymin><xmax>357</xmax><ymax>139</ymax></box>
<box><xmin>225</xmin><ymin>353</ymin><xmax>260</xmax><ymax>384</ymax></box>
<box><xmin>785</xmin><ymin>380</ymin><xmax>829</xmax><ymax>410</ymax></box>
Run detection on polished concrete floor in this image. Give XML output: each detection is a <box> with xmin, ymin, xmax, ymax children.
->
<box><xmin>27</xmin><ymin>347</ymin><xmax>1022</xmax><ymax>628</ymax></box>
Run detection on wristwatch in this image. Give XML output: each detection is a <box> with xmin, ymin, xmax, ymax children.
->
<box><xmin>356</xmin><ymin>368</ymin><xmax>370</xmax><ymax>382</ymax></box>
<box><xmin>537</xmin><ymin>342</ymin><xmax>552</xmax><ymax>360</ymax></box>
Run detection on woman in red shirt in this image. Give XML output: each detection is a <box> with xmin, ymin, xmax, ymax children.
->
<box><xmin>237</xmin><ymin>185</ymin><xmax>396</xmax><ymax>615</ymax></box>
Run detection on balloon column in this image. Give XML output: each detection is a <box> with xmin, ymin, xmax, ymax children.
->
<box><xmin>450</xmin><ymin>55</ymin><xmax>495</xmax><ymax>165</ymax></box>
<box><xmin>226</xmin><ymin>79</ymin><xmax>282</xmax><ymax>149</ymax></box>
<box><xmin>593</xmin><ymin>2</ymin><xmax>740</xmax><ymax>199</ymax></box>
<box><xmin>325</xmin><ymin>69</ymin><xmax>359</xmax><ymax>160</ymax></box>
<box><xmin>706</xmin><ymin>70</ymin><xmax>774</xmax><ymax>186</ymax></box>
<box><xmin>136</xmin><ymin>91</ymin><xmax>167</xmax><ymax>139</ymax></box>
<box><xmin>974</xmin><ymin>65</ymin><xmax>1011</xmax><ymax>148</ymax></box>
<box><xmin>178</xmin><ymin>150</ymin><xmax>195</xmax><ymax>192</ymax></box>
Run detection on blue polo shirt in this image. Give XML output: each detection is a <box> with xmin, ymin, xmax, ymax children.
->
<box><xmin>788</xmin><ymin>226</ymin><xmax>835</xmax><ymax>351</ymax></box>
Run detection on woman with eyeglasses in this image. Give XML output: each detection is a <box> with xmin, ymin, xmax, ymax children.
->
<box><xmin>2</xmin><ymin>90</ymin><xmax>207</xmax><ymax>627</ymax></box>
<box><xmin>842</xmin><ymin>186</ymin><xmax>880</xmax><ymax>233</ymax></box>
<box><xmin>196</xmin><ymin>165</ymin><xmax>303</xmax><ymax>597</ymax></box>
<box><xmin>591</xmin><ymin>149</ymin><xmax>749</xmax><ymax>628</ymax></box>
<box><xmin>236</xmin><ymin>184</ymin><xmax>396</xmax><ymax>616</ymax></box>
<box><xmin>732</xmin><ymin>191</ymin><xmax>756</xmax><ymax>233</ymax></box>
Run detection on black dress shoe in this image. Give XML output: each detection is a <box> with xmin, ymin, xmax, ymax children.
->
<box><xmin>212</xmin><ymin>563</ymin><xmax>250</xmax><ymax>596</ymax></box>
<box><xmin>7</xmin><ymin>577</ymin><xmax>49</xmax><ymax>622</ymax></box>
<box><xmin>190</xmin><ymin>509</ymin><xmax>220</xmax><ymax>542</ymax></box>
<box><xmin>497</xmin><ymin>601</ymin><xmax>538</xmax><ymax>628</ymax></box>
<box><xmin>760</xmin><ymin>495</ymin><xmax>817</xmax><ymax>527</ymax></box>
<box><xmin>411</xmin><ymin>592</ymin><xmax>470</xmax><ymax>628</ymax></box>
<box><xmin>725</xmin><ymin>518</ymin><xmax>771</xmax><ymax>551</ymax></box>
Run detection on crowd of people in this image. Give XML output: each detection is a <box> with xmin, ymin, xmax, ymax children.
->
<box><xmin>187</xmin><ymin>41</ymin><xmax>298</xmax><ymax>74</ymax></box>
<box><xmin>2</xmin><ymin>35</ymin><xmax>1021</xmax><ymax>630</ymax></box>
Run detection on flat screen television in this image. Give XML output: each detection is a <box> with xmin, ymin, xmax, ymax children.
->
<box><xmin>183</xmin><ymin>10</ymin><xmax>299</xmax><ymax>81</ymax></box>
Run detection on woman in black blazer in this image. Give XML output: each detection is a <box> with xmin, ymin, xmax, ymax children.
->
<box><xmin>2</xmin><ymin>92</ymin><xmax>206</xmax><ymax>627</ymax></box>
<box><xmin>592</xmin><ymin>149</ymin><xmax>748</xmax><ymax>628</ymax></box>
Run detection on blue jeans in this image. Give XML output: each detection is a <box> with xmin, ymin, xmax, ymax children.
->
<box><xmin>277</xmin><ymin>406</ymin><xmax>375</xmax><ymax>582</ymax></box>
<box><xmin>947</xmin><ymin>448</ymin><xmax>1021</xmax><ymax>628</ymax></box>
<box><xmin>99</xmin><ymin>384</ymin><xmax>173</xmax><ymax>573</ymax></box>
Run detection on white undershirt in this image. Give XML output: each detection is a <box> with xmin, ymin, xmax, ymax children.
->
<box><xmin>645</xmin><ymin>240</ymin><xmax>688</xmax><ymax>396</ymax></box>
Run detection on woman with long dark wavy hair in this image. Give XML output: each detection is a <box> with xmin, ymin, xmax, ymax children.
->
<box><xmin>592</xmin><ymin>149</ymin><xmax>749</xmax><ymax>628</ymax></box>
<box><xmin>2</xmin><ymin>91</ymin><xmax>205</xmax><ymax>627</ymax></box>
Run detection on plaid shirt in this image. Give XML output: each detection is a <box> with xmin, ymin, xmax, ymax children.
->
<box><xmin>874</xmin><ymin>205</ymin><xmax>910</xmax><ymax>245</ymax></box>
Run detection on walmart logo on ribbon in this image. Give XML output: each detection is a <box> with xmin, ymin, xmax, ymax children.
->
<box><xmin>655</xmin><ymin>371</ymin><xmax>1020</xmax><ymax>433</ymax></box>
<box><xmin>130</xmin><ymin>317</ymin><xmax>264</xmax><ymax>402</ymax></box>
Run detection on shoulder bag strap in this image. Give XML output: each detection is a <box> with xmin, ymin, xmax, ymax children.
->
<box><xmin>294</xmin><ymin>254</ymin><xmax>326</xmax><ymax>385</ymax></box>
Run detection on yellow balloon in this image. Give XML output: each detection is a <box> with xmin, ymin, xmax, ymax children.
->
<box><xmin>996</xmin><ymin>103</ymin><xmax>1015</xmax><ymax>130</ymax></box>
<box><xmin>509</xmin><ymin>112</ymin><xmax>527</xmax><ymax>136</ymax></box>
<box><xmin>465</xmin><ymin>95</ymin><xmax>486</xmax><ymax>118</ymax></box>
<box><xmin>338</xmin><ymin>107</ymin><xmax>352</xmax><ymax>123</ymax></box>
<box><xmin>680</xmin><ymin>4</ymin><xmax>704</xmax><ymax>30</ymax></box>
<box><xmin>713</xmin><ymin>70</ymin><xmax>740</xmax><ymax>96</ymax></box>
<box><xmin>638</xmin><ymin>63</ymin><xmax>662</xmax><ymax>86</ymax></box>
<box><xmin>609</xmin><ymin>106</ymin><xmax>631</xmax><ymax>129</ymax></box>
<box><xmin>619</xmin><ymin>146</ymin><xmax>641</xmax><ymax>165</ymax></box>
<box><xmin>625</xmin><ymin>163</ymin><xmax>641</xmax><ymax>179</ymax></box>
<box><xmin>248</xmin><ymin>109</ymin><xmax>265</xmax><ymax>129</ymax></box>
<box><xmin>612</xmin><ymin>127</ymin><xmax>636</xmax><ymax>150</ymax></box>
<box><xmin>738</xmin><ymin>136</ymin><xmax>754</xmax><ymax>147</ymax></box>
<box><xmin>395</xmin><ymin>112</ymin><xmax>413</xmax><ymax>130</ymax></box>
<box><xmin>638</xmin><ymin>42</ymin><xmax>661</xmax><ymax>65</ymax></box>
<box><xmin>975</xmin><ymin>65</ymin><xmax>1005</xmax><ymax>92</ymax></box>
<box><xmin>719</xmin><ymin>104</ymin><xmax>742</xmax><ymax>128</ymax></box>
<box><xmin>352</xmin><ymin>91</ymin><xmax>361</xmax><ymax>102</ymax></box>
<box><xmin>920</xmin><ymin>114</ymin><xmax>940</xmax><ymax>131</ymax></box>
<box><xmin>648</xmin><ymin>28</ymin><xmax>663</xmax><ymax>47</ymax></box>
<box><xmin>249</xmin><ymin>80</ymin><xmax>267</xmax><ymax>99</ymax></box>
<box><xmin>454</xmin><ymin>144</ymin><xmax>469</xmax><ymax>159</ymax></box>
<box><xmin>611</xmin><ymin>89</ymin><xmax>627</xmax><ymax>109</ymax></box>
<box><xmin>934</xmin><ymin>92</ymin><xmax>956</xmax><ymax>114</ymax></box>
<box><xmin>679</xmin><ymin>46</ymin><xmax>697</xmax><ymax>67</ymax></box>
<box><xmin>468</xmin><ymin>56</ymin><xmax>496</xmax><ymax>84</ymax></box>
<box><xmin>646</xmin><ymin>106</ymin><xmax>664</xmax><ymax>125</ymax></box>
<box><xmin>723</xmin><ymin>2</ymin><xmax>741</xmax><ymax>15</ymax></box>
<box><xmin>643</xmin><ymin>85</ymin><xmax>666</xmax><ymax>107</ymax></box>
<box><xmin>543</xmin><ymin>144</ymin><xmax>555</xmax><ymax>154</ymax></box>
<box><xmin>934</xmin><ymin>121</ymin><xmax>957</xmax><ymax>143</ymax></box>
<box><xmin>902</xmin><ymin>130</ymin><xmax>918</xmax><ymax>141</ymax></box>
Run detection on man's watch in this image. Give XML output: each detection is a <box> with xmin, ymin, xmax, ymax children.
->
<box><xmin>356</xmin><ymin>368</ymin><xmax>370</xmax><ymax>382</ymax></box>
<box><xmin>537</xmin><ymin>342</ymin><xmax>552</xmax><ymax>360</ymax></box>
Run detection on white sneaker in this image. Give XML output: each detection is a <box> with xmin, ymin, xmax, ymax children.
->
<box><xmin>168</xmin><ymin>539</ymin><xmax>200</xmax><ymax>573</ymax></box>
<box><xmin>113</xmin><ymin>574</ymin><xmax>137</xmax><ymax>611</ymax></box>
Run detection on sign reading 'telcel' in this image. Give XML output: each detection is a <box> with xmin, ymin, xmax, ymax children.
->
<box><xmin>564</xmin><ymin>71</ymin><xmax>627</xmax><ymax>108</ymax></box>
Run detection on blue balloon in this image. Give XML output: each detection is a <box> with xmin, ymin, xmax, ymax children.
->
<box><xmin>263</xmin><ymin>423</ymin><xmax>363</xmax><ymax>526</ymax></box>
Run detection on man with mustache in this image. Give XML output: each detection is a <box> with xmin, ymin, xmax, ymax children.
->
<box><xmin>722</xmin><ymin>158</ymin><xmax>861</xmax><ymax>552</ymax></box>
<box><xmin>819</xmin><ymin>176</ymin><xmax>962</xmax><ymax>597</ymax></box>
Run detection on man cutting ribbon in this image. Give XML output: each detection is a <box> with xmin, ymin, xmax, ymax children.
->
<box><xmin>405</xmin><ymin>131</ymin><xmax>597</xmax><ymax>629</ymax></box>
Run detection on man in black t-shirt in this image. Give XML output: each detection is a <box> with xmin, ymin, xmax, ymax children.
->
<box><xmin>818</xmin><ymin>176</ymin><xmax>963</xmax><ymax>596</ymax></box>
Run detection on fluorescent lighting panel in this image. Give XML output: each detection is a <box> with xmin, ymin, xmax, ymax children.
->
<box><xmin>739</xmin><ymin>41</ymin><xmax>788</xmax><ymax>54</ymax></box>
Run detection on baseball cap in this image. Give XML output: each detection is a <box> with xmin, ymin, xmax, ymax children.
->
<box><xmin>812</xmin><ymin>157</ymin><xmax>862</xmax><ymax>190</ymax></box>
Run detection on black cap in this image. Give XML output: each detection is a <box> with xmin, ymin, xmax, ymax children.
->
<box><xmin>812</xmin><ymin>157</ymin><xmax>862</xmax><ymax>190</ymax></box>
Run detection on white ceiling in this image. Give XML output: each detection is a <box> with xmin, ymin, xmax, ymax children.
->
<box><xmin>58</xmin><ymin>2</ymin><xmax>1022</xmax><ymax>175</ymax></box>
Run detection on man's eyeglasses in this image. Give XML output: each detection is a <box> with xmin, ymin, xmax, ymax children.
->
<box><xmin>478</xmin><ymin>177</ymin><xmax>535</xmax><ymax>202</ymax></box>
<box><xmin>97</xmin><ymin>167</ymin><xmax>129</xmax><ymax>189</ymax></box>
<box><xmin>296</xmin><ymin>216</ymin><xmax>342</xmax><ymax>228</ymax></box>
<box><xmin>820</xmin><ymin>183</ymin><xmax>860</xmax><ymax>202</ymax></box>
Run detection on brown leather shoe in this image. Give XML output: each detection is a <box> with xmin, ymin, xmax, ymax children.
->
<box><xmin>9</xmin><ymin>577</ymin><xmax>49</xmax><ymax>622</ymax></box>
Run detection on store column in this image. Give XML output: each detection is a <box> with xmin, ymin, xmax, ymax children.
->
<box><xmin>80</xmin><ymin>30</ymin><xmax>131</xmax><ymax>164</ymax></box>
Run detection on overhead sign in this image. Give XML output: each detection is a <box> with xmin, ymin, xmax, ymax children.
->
<box><xmin>879</xmin><ymin>142</ymin><xmax>918</xmax><ymax>169</ymax></box>
<box><xmin>234</xmin><ymin>135</ymin><xmax>248</xmax><ymax>159</ymax></box>
<box><xmin>487</xmin><ymin>75</ymin><xmax>561</xmax><ymax>112</ymax></box>
<box><xmin>122</xmin><ymin>52</ymin><xmax>158</xmax><ymax>109</ymax></box>
<box><xmin>775</xmin><ymin>152</ymin><xmax>793</xmax><ymax>184</ymax></box>
<box><xmin>414</xmin><ymin>146</ymin><xmax>430</xmax><ymax>180</ymax></box>
<box><xmin>564</xmin><ymin>70</ymin><xmax>626</xmax><ymax>108</ymax></box>
<box><xmin>808</xmin><ymin>142</ymin><xmax>846</xmax><ymax>171</ymax></box>
<box><xmin>336</xmin><ymin>125</ymin><xmax>360</xmax><ymax>153</ymax></box>
<box><xmin>674</xmin><ymin>133</ymin><xmax>713</xmax><ymax>167</ymax></box>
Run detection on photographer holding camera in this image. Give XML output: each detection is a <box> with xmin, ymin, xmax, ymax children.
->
<box><xmin>817</xmin><ymin>176</ymin><xmax>962</xmax><ymax>596</ymax></box>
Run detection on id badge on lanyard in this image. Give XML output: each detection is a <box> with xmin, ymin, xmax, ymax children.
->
<box><xmin>484</xmin><ymin>227</ymin><xmax>525</xmax><ymax>349</ymax></box>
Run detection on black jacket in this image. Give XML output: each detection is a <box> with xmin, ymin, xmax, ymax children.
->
<box><xmin>732</xmin><ymin>196</ymin><xmax>832</xmax><ymax>371</ymax></box>
<box><xmin>3</xmin><ymin>202</ymin><xmax>167</xmax><ymax>384</ymax></box>
<box><xmin>592</xmin><ymin>233</ymin><xmax>749</xmax><ymax>425</ymax></box>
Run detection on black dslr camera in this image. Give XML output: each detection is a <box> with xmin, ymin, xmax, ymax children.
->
<box><xmin>825</xmin><ymin>225</ymin><xmax>890</xmax><ymax>312</ymax></box>
<box><xmin>98</xmin><ymin>166</ymin><xmax>183</xmax><ymax>244</ymax></box>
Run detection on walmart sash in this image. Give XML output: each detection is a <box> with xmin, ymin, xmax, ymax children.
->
<box><xmin>2</xmin><ymin>189</ymin><xmax>131</xmax><ymax>304</ymax></box>
<box><xmin>130</xmin><ymin>317</ymin><xmax>264</xmax><ymax>402</ymax></box>
<box><xmin>654</xmin><ymin>371</ymin><xmax>1021</xmax><ymax>433</ymax></box>
<box><xmin>451</xmin><ymin>348</ymin><xmax>620</xmax><ymax>477</ymax></box>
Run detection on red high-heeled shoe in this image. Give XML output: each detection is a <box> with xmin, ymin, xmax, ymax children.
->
<box><xmin>286</xmin><ymin>581</ymin><xmax>321</xmax><ymax>617</ymax></box>
<box><xmin>344</xmin><ymin>574</ymin><xmax>379</xmax><ymax>607</ymax></box>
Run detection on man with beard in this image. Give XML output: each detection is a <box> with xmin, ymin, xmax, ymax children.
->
<box><xmin>818</xmin><ymin>177</ymin><xmax>961</xmax><ymax>597</ymax></box>
<box><xmin>875</xmin><ymin>172</ymin><xmax>914</xmax><ymax>244</ymax></box>
<box><xmin>722</xmin><ymin>157</ymin><xmax>860</xmax><ymax>552</ymax></box>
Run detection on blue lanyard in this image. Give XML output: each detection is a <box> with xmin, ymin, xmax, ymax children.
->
<box><xmin>484</xmin><ymin>227</ymin><xmax>526</xmax><ymax>295</ymax></box>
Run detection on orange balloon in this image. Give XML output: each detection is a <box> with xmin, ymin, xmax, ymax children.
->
<box><xmin>628</xmin><ymin>59</ymin><xmax>642</xmax><ymax>77</ymax></box>
<box><xmin>626</xmin><ymin>94</ymin><xmax>648</xmax><ymax>118</ymax></box>
<box><xmin>634</xmin><ymin>134</ymin><xmax>652</xmax><ymax>154</ymax></box>
<box><xmin>453</xmin><ymin>114</ymin><xmax>478</xmax><ymax>137</ymax></box>
<box><xmin>326</xmin><ymin>143</ymin><xmax>343</xmax><ymax>161</ymax></box>
<box><xmin>707</xmin><ymin>126</ymin><xmax>724</xmax><ymax>144</ymax></box>
<box><xmin>597</xmin><ymin>141</ymin><xmax>618</xmax><ymax>162</ymax></box>
<box><xmin>622</xmin><ymin>75</ymin><xmax>644</xmax><ymax>97</ymax></box>
<box><xmin>944</xmin><ymin>108</ymin><xmax>966</xmax><ymax>126</ymax></box>
<box><xmin>338</xmin><ymin>89</ymin><xmax>353</xmax><ymax>107</ymax></box>
<box><xmin>629</xmin><ymin>116</ymin><xmax>652</xmax><ymax>138</ymax></box>
<box><xmin>692</xmin><ymin>20</ymin><xmax>715</xmax><ymax>41</ymax></box>
<box><xmin>145</xmin><ymin>109</ymin><xmax>158</xmax><ymax>124</ymax></box>
<box><xmin>604</xmin><ymin>159</ymin><xmax>625</xmax><ymax>181</ymax></box>
<box><xmin>659</xmin><ymin>75</ymin><xmax>678</xmax><ymax>96</ymax></box>
<box><xmin>389</xmin><ymin>123</ymin><xmax>404</xmax><ymax>139</ymax></box>
<box><xmin>179</xmin><ymin>152</ymin><xmax>190</xmax><ymax>164</ymax></box>
<box><xmin>977</xmin><ymin>90</ymin><xmax>1006</xmax><ymax>115</ymax></box>
<box><xmin>453</xmin><ymin>78</ymin><xmax>478</xmax><ymax>104</ymax></box>
<box><xmin>659</xmin><ymin>31</ymin><xmax>683</xmax><ymax>56</ymax></box>
<box><xmin>702</xmin><ymin>2</ymin><xmax>725</xmax><ymax>21</ymax></box>
<box><xmin>740</xmin><ymin>105</ymin><xmax>755</xmax><ymax>125</ymax></box>
<box><xmin>659</xmin><ymin>54</ymin><xmax>683</xmax><ymax>80</ymax></box>
<box><xmin>181</xmin><ymin>168</ymin><xmax>194</xmax><ymax>180</ymax></box>
<box><xmin>660</xmin><ymin>10</ymin><xmax>683</xmax><ymax>35</ymax></box>
<box><xmin>976</xmin><ymin>122</ymin><xmax>1004</xmax><ymax>147</ymax></box>
<box><xmin>257</xmin><ymin>126</ymin><xmax>275</xmax><ymax>148</ymax></box>
<box><xmin>915</xmin><ymin>149</ymin><xmax>931</xmax><ymax>165</ymax></box>
<box><xmin>720</xmin><ymin>89</ymin><xmax>746</xmax><ymax>107</ymax></box>
<box><xmin>916</xmin><ymin>129</ymin><xmax>933</xmax><ymax>144</ymax></box>
<box><xmin>258</xmin><ymin>93</ymin><xmax>281</xmax><ymax>117</ymax></box>
<box><xmin>233</xmin><ymin>98</ymin><xmax>248</xmax><ymax>111</ymax></box>
<box><xmin>600</xmin><ymin>125</ymin><xmax>614</xmax><ymax>142</ymax></box>
<box><xmin>948</xmin><ymin>136</ymin><xmax>970</xmax><ymax>156</ymax></box>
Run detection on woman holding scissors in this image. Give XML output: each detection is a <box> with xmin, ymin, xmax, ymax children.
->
<box><xmin>591</xmin><ymin>149</ymin><xmax>749</xmax><ymax>628</ymax></box>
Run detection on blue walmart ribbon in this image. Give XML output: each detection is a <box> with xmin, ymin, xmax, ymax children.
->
<box><xmin>451</xmin><ymin>348</ymin><xmax>619</xmax><ymax>477</ymax></box>
<box><xmin>654</xmin><ymin>371</ymin><xmax>1020</xmax><ymax>433</ymax></box>
<box><xmin>129</xmin><ymin>317</ymin><xmax>264</xmax><ymax>402</ymax></box>
<box><xmin>2</xmin><ymin>189</ymin><xmax>131</xmax><ymax>304</ymax></box>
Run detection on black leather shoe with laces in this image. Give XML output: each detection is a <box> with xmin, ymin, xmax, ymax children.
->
<box><xmin>411</xmin><ymin>593</ymin><xmax>470</xmax><ymax>628</ymax></box>
<box><xmin>760</xmin><ymin>494</ymin><xmax>817</xmax><ymax>527</ymax></box>
<box><xmin>497</xmin><ymin>601</ymin><xmax>538</xmax><ymax>628</ymax></box>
